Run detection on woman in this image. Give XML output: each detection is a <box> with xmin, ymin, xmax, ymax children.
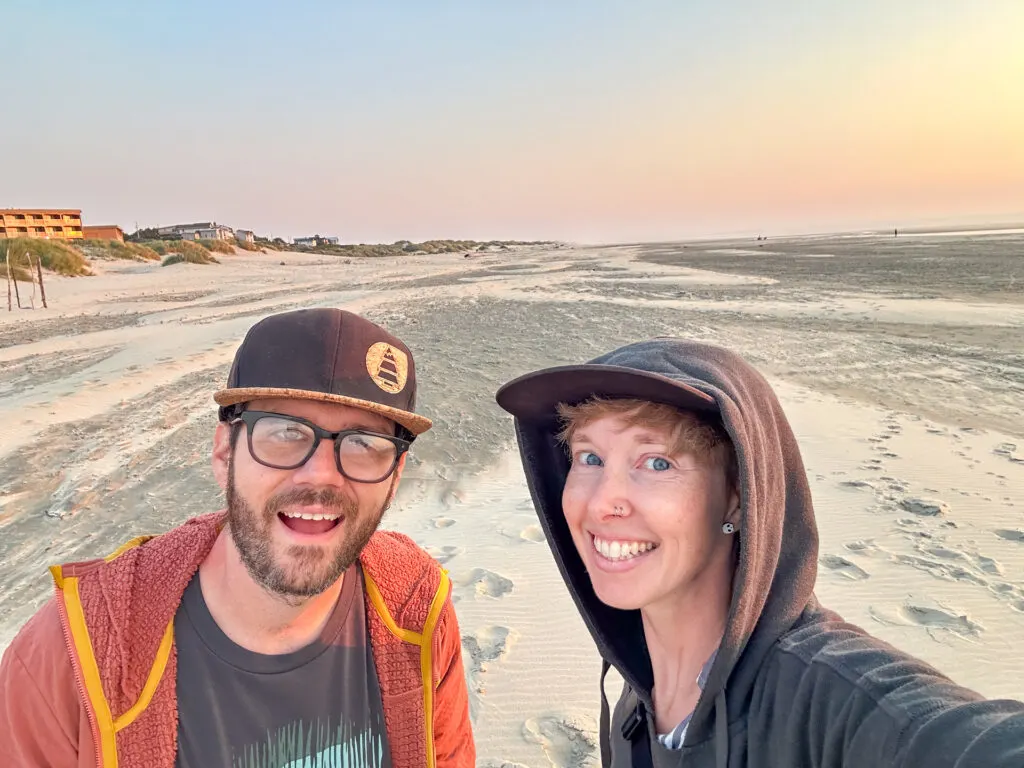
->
<box><xmin>495</xmin><ymin>338</ymin><xmax>1024</xmax><ymax>767</ymax></box>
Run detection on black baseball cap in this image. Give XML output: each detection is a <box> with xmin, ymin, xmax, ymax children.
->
<box><xmin>214</xmin><ymin>308</ymin><xmax>431</xmax><ymax>435</ymax></box>
<box><xmin>495</xmin><ymin>340</ymin><xmax>718</xmax><ymax>422</ymax></box>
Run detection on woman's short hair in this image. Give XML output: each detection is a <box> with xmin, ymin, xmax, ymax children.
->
<box><xmin>555</xmin><ymin>397</ymin><xmax>737</xmax><ymax>489</ymax></box>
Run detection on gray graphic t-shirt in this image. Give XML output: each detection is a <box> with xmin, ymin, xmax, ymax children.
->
<box><xmin>174</xmin><ymin>564</ymin><xmax>391</xmax><ymax>768</ymax></box>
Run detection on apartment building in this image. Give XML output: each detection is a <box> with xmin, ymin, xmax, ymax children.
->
<box><xmin>0</xmin><ymin>209</ymin><xmax>84</xmax><ymax>239</ymax></box>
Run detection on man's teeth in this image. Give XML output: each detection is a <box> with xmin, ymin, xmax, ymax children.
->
<box><xmin>593</xmin><ymin>536</ymin><xmax>656</xmax><ymax>561</ymax></box>
<box><xmin>281</xmin><ymin>511</ymin><xmax>340</xmax><ymax>521</ymax></box>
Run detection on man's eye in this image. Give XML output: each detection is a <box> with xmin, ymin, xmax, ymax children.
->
<box><xmin>578</xmin><ymin>451</ymin><xmax>602</xmax><ymax>466</ymax></box>
<box><xmin>272</xmin><ymin>427</ymin><xmax>308</xmax><ymax>441</ymax></box>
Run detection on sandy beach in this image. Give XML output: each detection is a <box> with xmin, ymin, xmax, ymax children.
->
<box><xmin>1</xmin><ymin>231</ymin><xmax>1022</xmax><ymax>767</ymax></box>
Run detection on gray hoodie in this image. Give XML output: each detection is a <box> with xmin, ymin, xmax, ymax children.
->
<box><xmin>498</xmin><ymin>339</ymin><xmax>1024</xmax><ymax>767</ymax></box>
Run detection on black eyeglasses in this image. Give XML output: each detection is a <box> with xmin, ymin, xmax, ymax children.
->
<box><xmin>232</xmin><ymin>410</ymin><xmax>411</xmax><ymax>484</ymax></box>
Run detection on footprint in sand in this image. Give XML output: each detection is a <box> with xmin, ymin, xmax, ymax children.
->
<box><xmin>971</xmin><ymin>554</ymin><xmax>1003</xmax><ymax>575</ymax></box>
<box><xmin>462</xmin><ymin>625</ymin><xmax>518</xmax><ymax>696</ymax></box>
<box><xmin>424</xmin><ymin>545</ymin><xmax>463</xmax><ymax>565</ymax></box>
<box><xmin>899</xmin><ymin>497</ymin><xmax>950</xmax><ymax>517</ymax></box>
<box><xmin>454</xmin><ymin>568</ymin><xmax>515</xmax><ymax>599</ymax></box>
<box><xmin>520</xmin><ymin>524</ymin><xmax>546</xmax><ymax>543</ymax></box>
<box><xmin>819</xmin><ymin>555</ymin><xmax>869</xmax><ymax>581</ymax></box>
<box><xmin>995</xmin><ymin>529</ymin><xmax>1024</xmax><ymax>542</ymax></box>
<box><xmin>844</xmin><ymin>539</ymin><xmax>883</xmax><ymax>556</ymax></box>
<box><xmin>894</xmin><ymin>552</ymin><xmax>987</xmax><ymax>587</ymax></box>
<box><xmin>869</xmin><ymin>597</ymin><xmax>984</xmax><ymax>641</ymax></box>
<box><xmin>839</xmin><ymin>479</ymin><xmax>875</xmax><ymax>491</ymax></box>
<box><xmin>464</xmin><ymin>625</ymin><xmax>517</xmax><ymax>668</ymax></box>
<box><xmin>433</xmin><ymin>517</ymin><xmax>457</xmax><ymax>529</ymax></box>
<box><xmin>921</xmin><ymin>545</ymin><xmax>964</xmax><ymax>561</ymax></box>
<box><xmin>993</xmin><ymin>443</ymin><xmax>1024</xmax><ymax>464</ymax></box>
<box><xmin>881</xmin><ymin>476</ymin><xmax>910</xmax><ymax>492</ymax></box>
<box><xmin>522</xmin><ymin>715</ymin><xmax>597</xmax><ymax>768</ymax></box>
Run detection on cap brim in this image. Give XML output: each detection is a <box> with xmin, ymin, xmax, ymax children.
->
<box><xmin>213</xmin><ymin>387</ymin><xmax>432</xmax><ymax>436</ymax></box>
<box><xmin>495</xmin><ymin>364</ymin><xmax>718</xmax><ymax>422</ymax></box>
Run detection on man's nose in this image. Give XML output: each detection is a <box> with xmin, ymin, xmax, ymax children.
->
<box><xmin>291</xmin><ymin>438</ymin><xmax>345</xmax><ymax>486</ymax></box>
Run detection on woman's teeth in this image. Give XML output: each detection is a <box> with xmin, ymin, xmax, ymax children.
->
<box><xmin>593</xmin><ymin>536</ymin><xmax>656</xmax><ymax>561</ymax></box>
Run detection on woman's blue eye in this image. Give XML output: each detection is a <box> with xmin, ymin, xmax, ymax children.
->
<box><xmin>643</xmin><ymin>456</ymin><xmax>671</xmax><ymax>471</ymax></box>
<box><xmin>578</xmin><ymin>451</ymin><xmax>602</xmax><ymax>466</ymax></box>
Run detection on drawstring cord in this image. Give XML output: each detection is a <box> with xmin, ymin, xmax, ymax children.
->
<box><xmin>715</xmin><ymin>690</ymin><xmax>730</xmax><ymax>768</ymax></box>
<box><xmin>600</xmin><ymin>659</ymin><xmax>613</xmax><ymax>766</ymax></box>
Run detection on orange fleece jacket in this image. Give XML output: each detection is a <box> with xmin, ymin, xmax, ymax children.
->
<box><xmin>0</xmin><ymin>512</ymin><xmax>475</xmax><ymax>768</ymax></box>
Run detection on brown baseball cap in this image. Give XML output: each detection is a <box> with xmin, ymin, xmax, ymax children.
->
<box><xmin>214</xmin><ymin>308</ymin><xmax>432</xmax><ymax>436</ymax></box>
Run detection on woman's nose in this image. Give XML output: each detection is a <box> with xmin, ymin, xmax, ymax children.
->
<box><xmin>588</xmin><ymin>469</ymin><xmax>632</xmax><ymax>520</ymax></box>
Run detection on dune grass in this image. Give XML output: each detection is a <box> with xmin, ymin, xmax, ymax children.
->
<box><xmin>140</xmin><ymin>239</ymin><xmax>219</xmax><ymax>266</ymax></box>
<box><xmin>139</xmin><ymin>240</ymin><xmax>172</xmax><ymax>255</ymax></box>
<box><xmin>79</xmin><ymin>239</ymin><xmax>161</xmax><ymax>262</ymax></box>
<box><xmin>0</xmin><ymin>237</ymin><xmax>92</xmax><ymax>277</ymax></box>
<box><xmin>2</xmin><ymin>257</ymin><xmax>33</xmax><ymax>282</ymax></box>
<box><xmin>255</xmin><ymin>237</ymin><xmax>285</xmax><ymax>251</ymax></box>
<box><xmin>235</xmin><ymin>238</ymin><xmax>261</xmax><ymax>252</ymax></box>
<box><xmin>198</xmin><ymin>238</ymin><xmax>236</xmax><ymax>255</ymax></box>
<box><xmin>161</xmin><ymin>244</ymin><xmax>220</xmax><ymax>266</ymax></box>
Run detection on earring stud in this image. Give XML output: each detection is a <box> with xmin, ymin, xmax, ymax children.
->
<box><xmin>722</xmin><ymin>522</ymin><xmax>735</xmax><ymax>535</ymax></box>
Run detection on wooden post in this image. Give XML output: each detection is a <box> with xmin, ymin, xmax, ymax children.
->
<box><xmin>27</xmin><ymin>254</ymin><xmax>36</xmax><ymax>308</ymax></box>
<box><xmin>36</xmin><ymin>251</ymin><xmax>47</xmax><ymax>308</ymax></box>
<box><xmin>5</xmin><ymin>247</ymin><xmax>11</xmax><ymax>312</ymax></box>
<box><xmin>12</xmin><ymin>248</ymin><xmax>21</xmax><ymax>308</ymax></box>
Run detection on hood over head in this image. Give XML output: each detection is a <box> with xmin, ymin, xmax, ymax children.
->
<box><xmin>496</xmin><ymin>338</ymin><xmax>819</xmax><ymax>749</ymax></box>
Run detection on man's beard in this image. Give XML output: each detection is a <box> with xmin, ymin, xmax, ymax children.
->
<box><xmin>225</xmin><ymin>453</ymin><xmax>391</xmax><ymax>600</ymax></box>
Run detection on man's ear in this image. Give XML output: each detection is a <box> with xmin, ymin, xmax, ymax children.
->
<box><xmin>212</xmin><ymin>421</ymin><xmax>234</xmax><ymax>491</ymax></box>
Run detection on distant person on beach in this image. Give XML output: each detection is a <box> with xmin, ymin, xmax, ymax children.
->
<box><xmin>0</xmin><ymin>308</ymin><xmax>474</xmax><ymax>767</ymax></box>
<box><xmin>496</xmin><ymin>340</ymin><xmax>1024</xmax><ymax>767</ymax></box>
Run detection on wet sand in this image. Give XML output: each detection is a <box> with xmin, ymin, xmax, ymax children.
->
<box><xmin>1</xmin><ymin>231</ymin><xmax>1022</xmax><ymax>766</ymax></box>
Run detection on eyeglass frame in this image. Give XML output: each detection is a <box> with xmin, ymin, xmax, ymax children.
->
<box><xmin>230</xmin><ymin>409</ymin><xmax>412</xmax><ymax>484</ymax></box>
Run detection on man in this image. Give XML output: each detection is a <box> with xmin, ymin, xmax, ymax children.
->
<box><xmin>0</xmin><ymin>308</ymin><xmax>475</xmax><ymax>768</ymax></box>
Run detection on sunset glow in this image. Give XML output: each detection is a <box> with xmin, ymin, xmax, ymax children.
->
<box><xmin>2</xmin><ymin>1</ymin><xmax>1022</xmax><ymax>242</ymax></box>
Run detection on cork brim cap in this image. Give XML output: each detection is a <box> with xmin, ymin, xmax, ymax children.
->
<box><xmin>215</xmin><ymin>308</ymin><xmax>432</xmax><ymax>436</ymax></box>
<box><xmin>213</xmin><ymin>387</ymin><xmax>432</xmax><ymax>435</ymax></box>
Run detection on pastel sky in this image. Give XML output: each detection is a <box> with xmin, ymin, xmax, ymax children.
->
<box><xmin>2</xmin><ymin>1</ymin><xmax>1022</xmax><ymax>243</ymax></box>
